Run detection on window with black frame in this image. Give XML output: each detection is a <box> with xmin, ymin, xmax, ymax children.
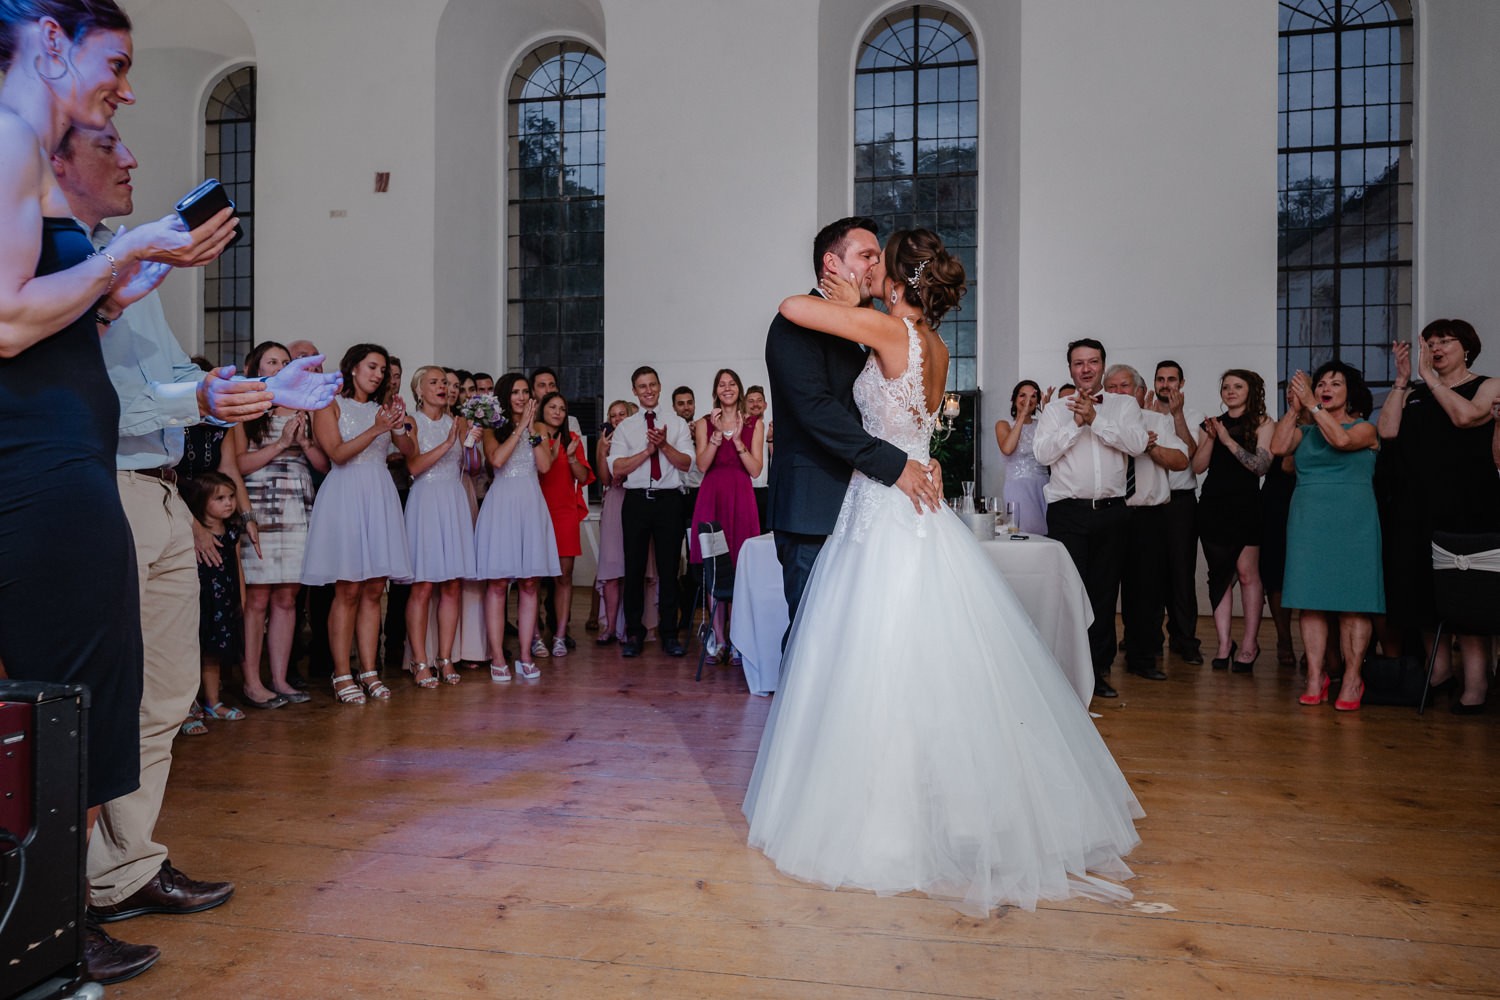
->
<box><xmin>854</xmin><ymin>5</ymin><xmax>978</xmax><ymax>394</ymax></box>
<box><xmin>202</xmin><ymin>66</ymin><xmax>255</xmax><ymax>368</ymax></box>
<box><xmin>507</xmin><ymin>42</ymin><xmax>605</xmax><ymax>434</ymax></box>
<box><xmin>1278</xmin><ymin>0</ymin><xmax>1412</xmax><ymax>394</ymax></box>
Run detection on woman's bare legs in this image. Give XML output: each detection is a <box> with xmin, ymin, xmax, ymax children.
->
<box><xmin>1235</xmin><ymin>545</ymin><xmax>1264</xmax><ymax>660</ymax></box>
<box><xmin>436</xmin><ymin>580</ymin><xmax>461</xmax><ymax>661</ymax></box>
<box><xmin>485</xmin><ymin>579</ymin><xmax>512</xmax><ymax>665</ymax></box>
<box><xmin>241</xmin><ymin>583</ymin><xmax>278</xmax><ymax>701</ymax></box>
<box><xmin>553</xmin><ymin>558</ymin><xmax>575</xmax><ymax>643</ymax></box>
<box><xmin>1336</xmin><ymin>612</ymin><xmax>1372</xmax><ymax>704</ymax></box>
<box><xmin>1299</xmin><ymin>609</ymin><xmax>1330</xmax><ymax>700</ymax></box>
<box><xmin>267</xmin><ymin>583</ymin><xmax>300</xmax><ymax>696</ymax></box>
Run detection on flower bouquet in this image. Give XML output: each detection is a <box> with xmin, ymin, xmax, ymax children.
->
<box><xmin>459</xmin><ymin>393</ymin><xmax>508</xmax><ymax>447</ymax></box>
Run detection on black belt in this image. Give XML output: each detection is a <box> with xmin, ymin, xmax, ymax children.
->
<box><xmin>128</xmin><ymin>467</ymin><xmax>178</xmax><ymax>485</ymax></box>
<box><xmin>625</xmin><ymin>486</ymin><xmax>684</xmax><ymax>499</ymax></box>
<box><xmin>1051</xmin><ymin>496</ymin><xmax>1124</xmax><ymax>510</ymax></box>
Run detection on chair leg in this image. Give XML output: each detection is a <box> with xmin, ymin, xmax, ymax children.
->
<box><xmin>1419</xmin><ymin>621</ymin><xmax>1444</xmax><ymax>716</ymax></box>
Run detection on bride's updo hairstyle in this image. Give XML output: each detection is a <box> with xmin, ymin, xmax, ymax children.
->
<box><xmin>0</xmin><ymin>0</ymin><xmax>132</xmax><ymax>72</ymax></box>
<box><xmin>885</xmin><ymin>228</ymin><xmax>966</xmax><ymax>329</ymax></box>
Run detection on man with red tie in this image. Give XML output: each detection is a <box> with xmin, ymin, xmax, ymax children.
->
<box><xmin>1034</xmin><ymin>339</ymin><xmax>1151</xmax><ymax>699</ymax></box>
<box><xmin>608</xmin><ymin>366</ymin><xmax>695</xmax><ymax>658</ymax></box>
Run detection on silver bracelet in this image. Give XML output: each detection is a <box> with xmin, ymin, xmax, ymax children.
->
<box><xmin>90</xmin><ymin>249</ymin><xmax>119</xmax><ymax>295</ymax></box>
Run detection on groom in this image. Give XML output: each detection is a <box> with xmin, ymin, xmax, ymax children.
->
<box><xmin>764</xmin><ymin>217</ymin><xmax>942</xmax><ymax>646</ymax></box>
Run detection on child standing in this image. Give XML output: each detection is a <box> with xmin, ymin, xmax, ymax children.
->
<box><xmin>186</xmin><ymin>471</ymin><xmax>247</xmax><ymax>732</ymax></box>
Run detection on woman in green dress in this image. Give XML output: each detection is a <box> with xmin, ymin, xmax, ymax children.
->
<box><xmin>1272</xmin><ymin>361</ymin><xmax>1383</xmax><ymax>711</ymax></box>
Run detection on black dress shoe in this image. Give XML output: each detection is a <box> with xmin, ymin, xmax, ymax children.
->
<box><xmin>620</xmin><ymin>639</ymin><xmax>642</xmax><ymax>658</ymax></box>
<box><xmin>90</xmin><ymin>860</ymin><xmax>234</xmax><ymax>923</ymax></box>
<box><xmin>1127</xmin><ymin>664</ymin><xmax>1168</xmax><ymax>680</ymax></box>
<box><xmin>1094</xmin><ymin>678</ymin><xmax>1118</xmax><ymax>699</ymax></box>
<box><xmin>85</xmin><ymin>917</ymin><xmax>160</xmax><ymax>984</ymax></box>
<box><xmin>663</xmin><ymin>637</ymin><xmax>686</xmax><ymax>657</ymax></box>
<box><xmin>1176</xmin><ymin>647</ymin><xmax>1204</xmax><ymax>665</ymax></box>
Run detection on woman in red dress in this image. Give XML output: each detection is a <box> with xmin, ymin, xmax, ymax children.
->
<box><xmin>535</xmin><ymin>391</ymin><xmax>594</xmax><ymax>656</ymax></box>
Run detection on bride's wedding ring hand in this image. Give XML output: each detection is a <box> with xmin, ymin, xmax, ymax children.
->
<box><xmin>818</xmin><ymin>270</ymin><xmax>861</xmax><ymax>307</ymax></box>
<box><xmin>895</xmin><ymin>459</ymin><xmax>942</xmax><ymax>513</ymax></box>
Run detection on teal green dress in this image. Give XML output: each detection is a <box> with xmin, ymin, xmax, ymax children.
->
<box><xmin>1282</xmin><ymin>420</ymin><xmax>1385</xmax><ymax>613</ymax></box>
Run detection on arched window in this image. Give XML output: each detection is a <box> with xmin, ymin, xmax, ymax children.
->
<box><xmin>855</xmin><ymin>5</ymin><xmax>978</xmax><ymax>391</ymax></box>
<box><xmin>507</xmin><ymin>41</ymin><xmax>605</xmax><ymax>431</ymax></box>
<box><xmin>1278</xmin><ymin>1</ymin><xmax>1412</xmax><ymax>391</ymax></box>
<box><xmin>202</xmin><ymin>66</ymin><xmax>255</xmax><ymax>367</ymax></box>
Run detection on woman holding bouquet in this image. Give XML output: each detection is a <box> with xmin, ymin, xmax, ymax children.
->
<box><xmin>474</xmin><ymin>373</ymin><xmax>560</xmax><ymax>681</ymax></box>
<box><xmin>400</xmin><ymin>364</ymin><xmax>477</xmax><ymax>687</ymax></box>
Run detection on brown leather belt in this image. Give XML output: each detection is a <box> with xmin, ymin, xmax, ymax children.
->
<box><xmin>129</xmin><ymin>467</ymin><xmax>178</xmax><ymax>485</ymax></box>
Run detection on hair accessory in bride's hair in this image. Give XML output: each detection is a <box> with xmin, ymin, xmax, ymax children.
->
<box><xmin>906</xmin><ymin>259</ymin><xmax>929</xmax><ymax>288</ymax></box>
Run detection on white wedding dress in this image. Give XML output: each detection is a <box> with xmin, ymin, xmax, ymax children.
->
<box><xmin>743</xmin><ymin>320</ymin><xmax>1144</xmax><ymax>915</ymax></box>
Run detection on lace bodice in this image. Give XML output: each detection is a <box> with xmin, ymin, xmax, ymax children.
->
<box><xmin>851</xmin><ymin>317</ymin><xmax>936</xmax><ymax>462</ymax></box>
<box><xmin>336</xmin><ymin>398</ymin><xmax>389</xmax><ymax>468</ymax></box>
<box><xmin>412</xmin><ymin>411</ymin><xmax>462</xmax><ymax>485</ymax></box>
<box><xmin>1002</xmin><ymin>421</ymin><xmax>1047</xmax><ymax>481</ymax></box>
<box><xmin>496</xmin><ymin>430</ymin><xmax>540</xmax><ymax>480</ymax></box>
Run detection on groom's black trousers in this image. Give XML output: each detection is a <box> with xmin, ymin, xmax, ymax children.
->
<box><xmin>774</xmin><ymin>529</ymin><xmax>825</xmax><ymax>653</ymax></box>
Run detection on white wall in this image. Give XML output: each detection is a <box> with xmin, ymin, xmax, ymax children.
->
<box><xmin>102</xmin><ymin>0</ymin><xmax>1500</xmax><ymax>442</ymax></box>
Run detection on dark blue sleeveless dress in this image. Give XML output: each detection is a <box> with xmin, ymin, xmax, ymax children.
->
<box><xmin>0</xmin><ymin>218</ymin><xmax>142</xmax><ymax>806</ymax></box>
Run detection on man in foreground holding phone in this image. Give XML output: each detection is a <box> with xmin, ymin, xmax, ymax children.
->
<box><xmin>52</xmin><ymin>123</ymin><xmax>340</xmax><ymax>984</ymax></box>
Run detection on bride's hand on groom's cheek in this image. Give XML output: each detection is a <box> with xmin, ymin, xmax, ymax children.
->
<box><xmin>818</xmin><ymin>271</ymin><xmax>861</xmax><ymax>307</ymax></box>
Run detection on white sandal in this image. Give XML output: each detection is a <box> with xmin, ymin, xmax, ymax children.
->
<box><xmin>435</xmin><ymin>657</ymin><xmax>461</xmax><ymax>685</ymax></box>
<box><xmin>515</xmin><ymin>660</ymin><xmax>541</xmax><ymax>681</ymax></box>
<box><xmin>490</xmin><ymin>662</ymin><xmax>512</xmax><ymax>683</ymax></box>
<box><xmin>331</xmin><ymin>674</ymin><xmax>366</xmax><ymax>705</ymax></box>
<box><xmin>358</xmin><ymin>670</ymin><xmax>392</xmax><ymax>700</ymax></box>
<box><xmin>408</xmin><ymin>661</ymin><xmax>438</xmax><ymax>689</ymax></box>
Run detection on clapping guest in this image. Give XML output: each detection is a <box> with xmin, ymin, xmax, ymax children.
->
<box><xmin>535</xmin><ymin>391</ymin><xmax>594</xmax><ymax>657</ymax></box>
<box><xmin>1150</xmin><ymin>361</ymin><xmax>1208</xmax><ymax>665</ymax></box>
<box><xmin>1191</xmin><ymin>369</ymin><xmax>1274</xmax><ymax>673</ymax></box>
<box><xmin>234</xmin><ymin>341</ymin><xmax>327</xmax><ymax>707</ymax></box>
<box><xmin>1378</xmin><ymin>320</ymin><xmax>1500</xmax><ymax>712</ymax></box>
<box><xmin>301</xmin><ymin>344</ymin><xmax>413</xmax><ymax>704</ymax></box>
<box><xmin>746</xmin><ymin>385</ymin><xmax>771</xmax><ymax>528</ymax></box>
<box><xmin>475</xmin><ymin>373</ymin><xmax>560</xmax><ymax>681</ymax></box>
<box><xmin>401</xmin><ymin>365</ymin><xmax>476</xmax><ymax>687</ymax></box>
<box><xmin>688</xmin><ymin>369</ymin><xmax>764</xmax><ymax>661</ymax></box>
<box><xmin>593</xmin><ymin>399</ymin><xmax>635</xmax><ymax>643</ymax></box>
<box><xmin>1273</xmin><ymin>362</ymin><xmax>1383</xmax><ymax>710</ymax></box>
<box><xmin>381</xmin><ymin>355</ymin><xmax>412</xmax><ymax>671</ymax></box>
<box><xmin>994</xmin><ymin>379</ymin><xmax>1051</xmax><ymax>535</ymax></box>
<box><xmin>673</xmin><ymin>385</ymin><xmax>704</xmax><ymax>637</ymax></box>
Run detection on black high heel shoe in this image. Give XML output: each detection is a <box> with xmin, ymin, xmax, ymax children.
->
<box><xmin>1231</xmin><ymin>647</ymin><xmax>1260</xmax><ymax>674</ymax></box>
<box><xmin>1211</xmin><ymin>640</ymin><xmax>1237</xmax><ymax>671</ymax></box>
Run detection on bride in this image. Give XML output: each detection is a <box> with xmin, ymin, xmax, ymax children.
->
<box><xmin>743</xmin><ymin>229</ymin><xmax>1144</xmax><ymax>915</ymax></box>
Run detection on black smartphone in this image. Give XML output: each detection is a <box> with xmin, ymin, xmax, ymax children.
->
<box><xmin>176</xmin><ymin>179</ymin><xmax>241</xmax><ymax>245</ymax></box>
<box><xmin>601</xmin><ymin>423</ymin><xmax>615</xmax><ymax>438</ymax></box>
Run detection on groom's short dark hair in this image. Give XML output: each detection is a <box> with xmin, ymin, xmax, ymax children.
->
<box><xmin>813</xmin><ymin>216</ymin><xmax>878</xmax><ymax>279</ymax></box>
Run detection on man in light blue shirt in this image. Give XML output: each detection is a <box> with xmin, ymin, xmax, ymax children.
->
<box><xmin>53</xmin><ymin>122</ymin><xmax>338</xmax><ymax>985</ymax></box>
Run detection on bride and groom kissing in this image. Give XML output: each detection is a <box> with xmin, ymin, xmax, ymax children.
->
<box><xmin>743</xmin><ymin>216</ymin><xmax>1144</xmax><ymax>916</ymax></box>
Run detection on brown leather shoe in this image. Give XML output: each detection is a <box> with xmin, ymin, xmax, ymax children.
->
<box><xmin>90</xmin><ymin>859</ymin><xmax>235</xmax><ymax>923</ymax></box>
<box><xmin>85</xmin><ymin>916</ymin><xmax>160</xmax><ymax>984</ymax></box>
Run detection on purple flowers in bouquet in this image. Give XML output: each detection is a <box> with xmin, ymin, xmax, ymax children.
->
<box><xmin>459</xmin><ymin>393</ymin><xmax>509</xmax><ymax>430</ymax></box>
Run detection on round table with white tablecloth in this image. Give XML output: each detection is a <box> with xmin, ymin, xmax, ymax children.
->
<box><xmin>730</xmin><ymin>532</ymin><xmax>1095</xmax><ymax>705</ymax></box>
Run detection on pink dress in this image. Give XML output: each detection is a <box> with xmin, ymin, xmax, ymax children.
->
<box><xmin>689</xmin><ymin>416</ymin><xmax>761</xmax><ymax>565</ymax></box>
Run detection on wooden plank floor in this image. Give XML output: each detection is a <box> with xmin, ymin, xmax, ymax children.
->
<box><xmin>103</xmin><ymin>616</ymin><xmax>1500</xmax><ymax>999</ymax></box>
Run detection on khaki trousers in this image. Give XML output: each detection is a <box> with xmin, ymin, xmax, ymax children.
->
<box><xmin>88</xmin><ymin>471</ymin><xmax>201</xmax><ymax>905</ymax></box>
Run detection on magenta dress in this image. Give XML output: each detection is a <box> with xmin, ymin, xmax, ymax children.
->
<box><xmin>689</xmin><ymin>415</ymin><xmax>762</xmax><ymax>565</ymax></box>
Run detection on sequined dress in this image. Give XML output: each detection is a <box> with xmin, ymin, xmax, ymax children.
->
<box><xmin>1001</xmin><ymin>420</ymin><xmax>1050</xmax><ymax>535</ymax></box>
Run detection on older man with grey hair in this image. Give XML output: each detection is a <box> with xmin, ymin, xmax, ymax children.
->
<box><xmin>1103</xmin><ymin>363</ymin><xmax>1188</xmax><ymax>681</ymax></box>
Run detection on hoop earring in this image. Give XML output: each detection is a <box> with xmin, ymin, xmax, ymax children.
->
<box><xmin>34</xmin><ymin>49</ymin><xmax>68</xmax><ymax>83</ymax></box>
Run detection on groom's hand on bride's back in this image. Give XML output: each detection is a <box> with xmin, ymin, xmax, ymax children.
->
<box><xmin>895</xmin><ymin>459</ymin><xmax>943</xmax><ymax>513</ymax></box>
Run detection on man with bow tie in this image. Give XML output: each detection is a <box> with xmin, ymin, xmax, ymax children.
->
<box><xmin>1034</xmin><ymin>338</ymin><xmax>1151</xmax><ymax>699</ymax></box>
<box><xmin>609</xmin><ymin>365</ymin><xmax>695</xmax><ymax>658</ymax></box>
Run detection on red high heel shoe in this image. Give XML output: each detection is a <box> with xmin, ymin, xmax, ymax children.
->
<box><xmin>1334</xmin><ymin>680</ymin><xmax>1364</xmax><ymax>712</ymax></box>
<box><xmin>1299</xmin><ymin>674</ymin><xmax>1330</xmax><ymax>706</ymax></box>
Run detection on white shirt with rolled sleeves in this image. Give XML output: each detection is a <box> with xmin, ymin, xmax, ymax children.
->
<box><xmin>1033</xmin><ymin>392</ymin><xmax>1151</xmax><ymax>503</ymax></box>
<box><xmin>1128</xmin><ymin>406</ymin><xmax>1187</xmax><ymax>508</ymax></box>
<box><xmin>1163</xmin><ymin>406</ymin><xmax>1205</xmax><ymax>492</ymax></box>
<box><xmin>609</xmin><ymin>407</ymin><xmax>694</xmax><ymax>490</ymax></box>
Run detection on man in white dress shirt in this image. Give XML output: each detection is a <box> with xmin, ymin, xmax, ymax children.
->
<box><xmin>609</xmin><ymin>366</ymin><xmax>695</xmax><ymax>658</ymax></box>
<box><xmin>1105</xmin><ymin>365</ymin><xmax>1189</xmax><ymax>682</ymax></box>
<box><xmin>1152</xmin><ymin>360</ymin><xmax>1207</xmax><ymax>665</ymax></box>
<box><xmin>1033</xmin><ymin>339</ymin><xmax>1151</xmax><ymax>699</ymax></box>
<box><xmin>672</xmin><ymin>385</ymin><xmax>703</xmax><ymax>635</ymax></box>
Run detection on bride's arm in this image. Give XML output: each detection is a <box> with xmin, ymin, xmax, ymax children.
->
<box><xmin>778</xmin><ymin>294</ymin><xmax>909</xmax><ymax>360</ymax></box>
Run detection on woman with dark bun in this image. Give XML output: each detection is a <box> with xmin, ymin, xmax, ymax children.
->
<box><xmin>1378</xmin><ymin>319</ymin><xmax>1500</xmax><ymax>713</ymax></box>
<box><xmin>744</xmin><ymin>228</ymin><xmax>1141</xmax><ymax>916</ymax></box>
<box><xmin>1273</xmin><ymin>361</ymin><xmax>1383</xmax><ymax>711</ymax></box>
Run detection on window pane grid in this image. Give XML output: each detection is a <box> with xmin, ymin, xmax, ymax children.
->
<box><xmin>203</xmin><ymin>66</ymin><xmax>254</xmax><ymax>368</ymax></box>
<box><xmin>855</xmin><ymin>5</ymin><xmax>978</xmax><ymax>391</ymax></box>
<box><xmin>1278</xmin><ymin>2</ymin><xmax>1411</xmax><ymax>393</ymax></box>
<box><xmin>507</xmin><ymin>42</ymin><xmax>605</xmax><ymax>431</ymax></box>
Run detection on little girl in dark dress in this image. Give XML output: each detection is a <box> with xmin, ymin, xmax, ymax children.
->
<box><xmin>184</xmin><ymin>472</ymin><xmax>247</xmax><ymax>732</ymax></box>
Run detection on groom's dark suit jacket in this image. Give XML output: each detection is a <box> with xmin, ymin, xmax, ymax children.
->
<box><xmin>764</xmin><ymin>294</ymin><xmax>908</xmax><ymax>536</ymax></box>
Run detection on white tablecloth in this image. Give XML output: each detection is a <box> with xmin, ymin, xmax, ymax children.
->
<box><xmin>730</xmin><ymin>532</ymin><xmax>1095</xmax><ymax>705</ymax></box>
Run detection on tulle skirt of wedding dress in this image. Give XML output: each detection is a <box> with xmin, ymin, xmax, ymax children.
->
<box><xmin>743</xmin><ymin>475</ymin><xmax>1145</xmax><ymax>916</ymax></box>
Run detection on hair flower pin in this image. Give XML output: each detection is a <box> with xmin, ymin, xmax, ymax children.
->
<box><xmin>906</xmin><ymin>259</ymin><xmax>929</xmax><ymax>288</ymax></box>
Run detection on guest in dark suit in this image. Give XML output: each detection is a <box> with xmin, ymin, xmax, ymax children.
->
<box><xmin>764</xmin><ymin>216</ymin><xmax>941</xmax><ymax>646</ymax></box>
